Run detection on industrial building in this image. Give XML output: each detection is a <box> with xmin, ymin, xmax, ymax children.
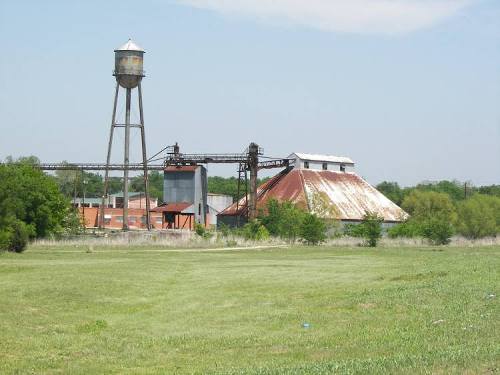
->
<box><xmin>150</xmin><ymin>166</ymin><xmax>233</xmax><ymax>230</ymax></box>
<box><xmin>74</xmin><ymin>192</ymin><xmax>158</xmax><ymax>209</ymax></box>
<box><xmin>77</xmin><ymin>192</ymin><xmax>160</xmax><ymax>230</ymax></box>
<box><xmin>80</xmin><ymin>208</ymin><xmax>163</xmax><ymax>230</ymax></box>
<box><xmin>218</xmin><ymin>153</ymin><xmax>407</xmax><ymax>226</ymax></box>
<box><xmin>31</xmin><ymin>41</ymin><xmax>406</xmax><ymax>233</ymax></box>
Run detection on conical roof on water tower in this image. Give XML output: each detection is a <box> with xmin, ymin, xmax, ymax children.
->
<box><xmin>113</xmin><ymin>39</ymin><xmax>145</xmax><ymax>89</ymax></box>
<box><xmin>114</xmin><ymin>39</ymin><xmax>145</xmax><ymax>53</ymax></box>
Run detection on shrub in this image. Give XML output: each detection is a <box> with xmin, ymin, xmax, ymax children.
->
<box><xmin>242</xmin><ymin>220</ymin><xmax>270</xmax><ymax>241</ymax></box>
<box><xmin>402</xmin><ymin>190</ymin><xmax>456</xmax><ymax>223</ymax></box>
<box><xmin>456</xmin><ymin>195</ymin><xmax>499</xmax><ymax>239</ymax></box>
<box><xmin>343</xmin><ymin>223</ymin><xmax>366</xmax><ymax>238</ymax></box>
<box><xmin>0</xmin><ymin>219</ymin><xmax>31</xmax><ymax>253</ymax></box>
<box><xmin>300</xmin><ymin>214</ymin><xmax>326</xmax><ymax>245</ymax></box>
<box><xmin>387</xmin><ymin>221</ymin><xmax>420</xmax><ymax>238</ymax></box>
<box><xmin>261</xmin><ymin>200</ymin><xmax>306</xmax><ymax>243</ymax></box>
<box><xmin>399</xmin><ymin>190</ymin><xmax>456</xmax><ymax>245</ymax></box>
<box><xmin>420</xmin><ymin>216</ymin><xmax>454</xmax><ymax>245</ymax></box>
<box><xmin>343</xmin><ymin>212</ymin><xmax>383</xmax><ymax>247</ymax></box>
<box><xmin>194</xmin><ymin>223</ymin><xmax>212</xmax><ymax>239</ymax></box>
<box><xmin>360</xmin><ymin>212</ymin><xmax>383</xmax><ymax>247</ymax></box>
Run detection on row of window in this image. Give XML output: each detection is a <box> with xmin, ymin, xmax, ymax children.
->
<box><xmin>303</xmin><ymin>161</ymin><xmax>346</xmax><ymax>172</ymax></box>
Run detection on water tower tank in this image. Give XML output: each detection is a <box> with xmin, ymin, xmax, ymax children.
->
<box><xmin>114</xmin><ymin>39</ymin><xmax>145</xmax><ymax>89</ymax></box>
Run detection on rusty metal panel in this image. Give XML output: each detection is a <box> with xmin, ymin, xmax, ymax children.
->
<box><xmin>219</xmin><ymin>169</ymin><xmax>408</xmax><ymax>222</ymax></box>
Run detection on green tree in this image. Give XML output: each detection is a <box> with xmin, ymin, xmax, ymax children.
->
<box><xmin>361</xmin><ymin>212</ymin><xmax>383</xmax><ymax>247</ymax></box>
<box><xmin>401</xmin><ymin>190</ymin><xmax>456</xmax><ymax>245</ymax></box>
<box><xmin>476</xmin><ymin>185</ymin><xmax>500</xmax><ymax>198</ymax></box>
<box><xmin>456</xmin><ymin>195</ymin><xmax>499</xmax><ymax>239</ymax></box>
<box><xmin>242</xmin><ymin>219</ymin><xmax>270</xmax><ymax>241</ymax></box>
<box><xmin>300</xmin><ymin>213</ymin><xmax>327</xmax><ymax>245</ymax></box>
<box><xmin>208</xmin><ymin>176</ymin><xmax>270</xmax><ymax>201</ymax></box>
<box><xmin>0</xmin><ymin>158</ymin><xmax>75</xmax><ymax>252</ymax></box>
<box><xmin>414</xmin><ymin>180</ymin><xmax>466</xmax><ymax>202</ymax></box>
<box><xmin>376</xmin><ymin>181</ymin><xmax>404</xmax><ymax>206</ymax></box>
<box><xmin>130</xmin><ymin>171</ymin><xmax>163</xmax><ymax>202</ymax></box>
<box><xmin>261</xmin><ymin>199</ymin><xmax>306</xmax><ymax>243</ymax></box>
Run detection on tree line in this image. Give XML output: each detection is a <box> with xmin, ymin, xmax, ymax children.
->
<box><xmin>376</xmin><ymin>180</ymin><xmax>500</xmax><ymax>244</ymax></box>
<box><xmin>1</xmin><ymin>156</ymin><xmax>498</xmax><ymax>252</ymax></box>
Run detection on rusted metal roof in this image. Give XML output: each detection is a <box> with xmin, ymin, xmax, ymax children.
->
<box><xmin>220</xmin><ymin>169</ymin><xmax>407</xmax><ymax>222</ymax></box>
<box><xmin>151</xmin><ymin>203</ymin><xmax>192</xmax><ymax>213</ymax></box>
<box><xmin>164</xmin><ymin>165</ymin><xmax>198</xmax><ymax>172</ymax></box>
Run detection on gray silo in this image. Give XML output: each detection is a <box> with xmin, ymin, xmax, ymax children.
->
<box><xmin>99</xmin><ymin>39</ymin><xmax>151</xmax><ymax>231</ymax></box>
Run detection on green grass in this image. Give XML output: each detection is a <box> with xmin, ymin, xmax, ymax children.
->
<box><xmin>0</xmin><ymin>245</ymin><xmax>498</xmax><ymax>374</ymax></box>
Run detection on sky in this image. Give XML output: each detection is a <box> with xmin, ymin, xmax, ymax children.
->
<box><xmin>0</xmin><ymin>0</ymin><xmax>499</xmax><ymax>187</ymax></box>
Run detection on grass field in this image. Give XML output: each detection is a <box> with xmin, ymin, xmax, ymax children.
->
<box><xmin>0</xmin><ymin>245</ymin><xmax>498</xmax><ymax>374</ymax></box>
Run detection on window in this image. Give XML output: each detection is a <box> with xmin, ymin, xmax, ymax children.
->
<box><xmin>116</xmin><ymin>216</ymin><xmax>123</xmax><ymax>223</ymax></box>
<box><xmin>322</xmin><ymin>163</ymin><xmax>328</xmax><ymax>171</ymax></box>
<box><xmin>340</xmin><ymin>164</ymin><xmax>346</xmax><ymax>172</ymax></box>
<box><xmin>129</xmin><ymin>216</ymin><xmax>137</xmax><ymax>223</ymax></box>
<box><xmin>304</xmin><ymin>161</ymin><xmax>309</xmax><ymax>169</ymax></box>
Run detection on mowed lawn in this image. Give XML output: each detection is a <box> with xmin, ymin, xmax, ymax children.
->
<box><xmin>0</xmin><ymin>245</ymin><xmax>498</xmax><ymax>374</ymax></box>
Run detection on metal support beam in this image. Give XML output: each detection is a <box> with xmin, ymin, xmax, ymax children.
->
<box><xmin>123</xmin><ymin>88</ymin><xmax>131</xmax><ymax>231</ymax></box>
<box><xmin>99</xmin><ymin>83</ymin><xmax>119</xmax><ymax>229</ymax></box>
<box><xmin>138</xmin><ymin>83</ymin><xmax>151</xmax><ymax>230</ymax></box>
<box><xmin>247</xmin><ymin>142</ymin><xmax>259</xmax><ymax>220</ymax></box>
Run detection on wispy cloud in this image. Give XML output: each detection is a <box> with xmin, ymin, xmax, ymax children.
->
<box><xmin>178</xmin><ymin>0</ymin><xmax>475</xmax><ymax>35</ymax></box>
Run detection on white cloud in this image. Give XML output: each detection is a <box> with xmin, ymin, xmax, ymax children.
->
<box><xmin>178</xmin><ymin>0</ymin><xmax>474</xmax><ymax>35</ymax></box>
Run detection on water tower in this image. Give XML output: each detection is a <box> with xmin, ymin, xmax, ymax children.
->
<box><xmin>99</xmin><ymin>39</ymin><xmax>151</xmax><ymax>231</ymax></box>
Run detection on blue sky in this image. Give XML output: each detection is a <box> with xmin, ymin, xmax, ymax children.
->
<box><xmin>0</xmin><ymin>0</ymin><xmax>499</xmax><ymax>186</ymax></box>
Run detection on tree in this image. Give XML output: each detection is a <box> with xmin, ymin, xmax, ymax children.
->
<box><xmin>376</xmin><ymin>181</ymin><xmax>404</xmax><ymax>206</ymax></box>
<box><xmin>260</xmin><ymin>199</ymin><xmax>306</xmax><ymax>243</ymax></box>
<box><xmin>361</xmin><ymin>212</ymin><xmax>383</xmax><ymax>247</ymax></box>
<box><xmin>456</xmin><ymin>195</ymin><xmax>499</xmax><ymax>239</ymax></box>
<box><xmin>300</xmin><ymin>213</ymin><xmax>327</xmax><ymax>245</ymax></box>
<box><xmin>130</xmin><ymin>171</ymin><xmax>164</xmax><ymax>202</ymax></box>
<box><xmin>401</xmin><ymin>190</ymin><xmax>456</xmax><ymax>245</ymax></box>
<box><xmin>208</xmin><ymin>176</ymin><xmax>270</xmax><ymax>201</ymax></box>
<box><xmin>414</xmin><ymin>180</ymin><xmax>466</xmax><ymax>202</ymax></box>
<box><xmin>0</xmin><ymin>158</ymin><xmax>75</xmax><ymax>252</ymax></box>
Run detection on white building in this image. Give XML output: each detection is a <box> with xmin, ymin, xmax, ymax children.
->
<box><xmin>288</xmin><ymin>152</ymin><xmax>355</xmax><ymax>173</ymax></box>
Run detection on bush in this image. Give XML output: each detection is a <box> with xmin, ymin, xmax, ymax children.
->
<box><xmin>194</xmin><ymin>223</ymin><xmax>212</xmax><ymax>239</ymax></box>
<box><xmin>456</xmin><ymin>195</ymin><xmax>499</xmax><ymax>239</ymax></box>
<box><xmin>361</xmin><ymin>212</ymin><xmax>383</xmax><ymax>247</ymax></box>
<box><xmin>242</xmin><ymin>220</ymin><xmax>270</xmax><ymax>241</ymax></box>
<box><xmin>398</xmin><ymin>190</ymin><xmax>456</xmax><ymax>245</ymax></box>
<box><xmin>300</xmin><ymin>214</ymin><xmax>326</xmax><ymax>245</ymax></box>
<box><xmin>0</xmin><ymin>219</ymin><xmax>31</xmax><ymax>253</ymax></box>
<box><xmin>343</xmin><ymin>212</ymin><xmax>383</xmax><ymax>247</ymax></box>
<box><xmin>387</xmin><ymin>221</ymin><xmax>420</xmax><ymax>238</ymax></box>
<box><xmin>261</xmin><ymin>200</ymin><xmax>306</xmax><ymax>243</ymax></box>
<box><xmin>343</xmin><ymin>223</ymin><xmax>366</xmax><ymax>238</ymax></box>
<box><xmin>420</xmin><ymin>216</ymin><xmax>454</xmax><ymax>245</ymax></box>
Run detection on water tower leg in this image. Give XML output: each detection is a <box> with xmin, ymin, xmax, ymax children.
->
<box><xmin>248</xmin><ymin>143</ymin><xmax>259</xmax><ymax>220</ymax></box>
<box><xmin>123</xmin><ymin>88</ymin><xmax>131</xmax><ymax>231</ymax></box>
<box><xmin>138</xmin><ymin>83</ymin><xmax>151</xmax><ymax>230</ymax></box>
<box><xmin>99</xmin><ymin>83</ymin><xmax>119</xmax><ymax>229</ymax></box>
